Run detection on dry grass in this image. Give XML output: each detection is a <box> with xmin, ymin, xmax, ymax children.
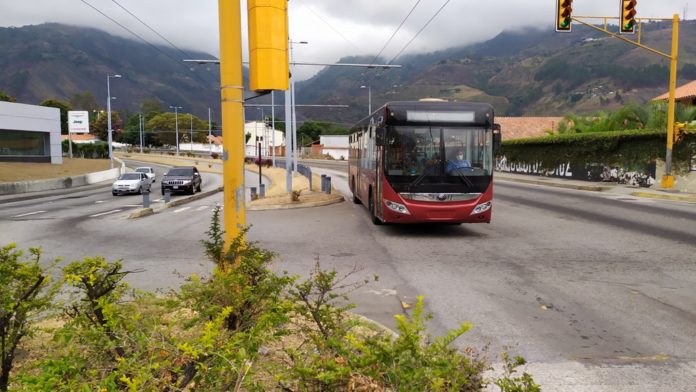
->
<box><xmin>0</xmin><ymin>159</ymin><xmax>111</xmax><ymax>183</ymax></box>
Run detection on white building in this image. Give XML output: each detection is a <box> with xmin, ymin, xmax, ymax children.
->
<box><xmin>318</xmin><ymin>135</ymin><xmax>349</xmax><ymax>160</ymax></box>
<box><xmin>244</xmin><ymin>121</ymin><xmax>284</xmax><ymax>157</ymax></box>
<box><xmin>0</xmin><ymin>101</ymin><xmax>62</xmax><ymax>164</ymax></box>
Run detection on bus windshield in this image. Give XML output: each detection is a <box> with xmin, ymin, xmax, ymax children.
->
<box><xmin>384</xmin><ymin>125</ymin><xmax>493</xmax><ymax>182</ymax></box>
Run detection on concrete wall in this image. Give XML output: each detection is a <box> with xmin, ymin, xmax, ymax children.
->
<box><xmin>0</xmin><ymin>101</ymin><xmax>62</xmax><ymax>164</ymax></box>
<box><xmin>0</xmin><ymin>167</ymin><xmax>120</xmax><ymax>195</ymax></box>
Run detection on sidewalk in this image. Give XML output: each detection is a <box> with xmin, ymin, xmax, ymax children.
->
<box><xmin>495</xmin><ymin>171</ymin><xmax>696</xmax><ymax>203</ymax></box>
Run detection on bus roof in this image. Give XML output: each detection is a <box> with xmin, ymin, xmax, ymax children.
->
<box><xmin>353</xmin><ymin>101</ymin><xmax>495</xmax><ymax>129</ymax></box>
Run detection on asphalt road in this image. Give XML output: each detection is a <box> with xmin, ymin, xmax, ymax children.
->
<box><xmin>1</xmin><ymin>165</ymin><xmax>695</xmax><ymax>390</ymax></box>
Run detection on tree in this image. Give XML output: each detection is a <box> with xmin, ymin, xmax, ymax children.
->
<box><xmin>92</xmin><ymin>110</ymin><xmax>123</xmax><ymax>142</ymax></box>
<box><xmin>145</xmin><ymin>112</ymin><xmax>209</xmax><ymax>147</ymax></box>
<box><xmin>0</xmin><ymin>91</ymin><xmax>16</xmax><ymax>103</ymax></box>
<box><xmin>39</xmin><ymin>99</ymin><xmax>72</xmax><ymax>134</ymax></box>
<box><xmin>139</xmin><ymin>98</ymin><xmax>165</xmax><ymax>114</ymax></box>
<box><xmin>69</xmin><ymin>92</ymin><xmax>99</xmax><ymax>112</ymax></box>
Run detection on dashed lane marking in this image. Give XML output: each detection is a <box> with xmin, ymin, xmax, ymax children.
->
<box><xmin>123</xmin><ymin>204</ymin><xmax>143</xmax><ymax>207</ymax></box>
<box><xmin>89</xmin><ymin>209</ymin><xmax>122</xmax><ymax>217</ymax></box>
<box><xmin>95</xmin><ymin>200</ymin><xmax>105</xmax><ymax>204</ymax></box>
<box><xmin>13</xmin><ymin>210</ymin><xmax>47</xmax><ymax>218</ymax></box>
<box><xmin>174</xmin><ymin>207</ymin><xmax>191</xmax><ymax>213</ymax></box>
<box><xmin>196</xmin><ymin>206</ymin><xmax>209</xmax><ymax>211</ymax></box>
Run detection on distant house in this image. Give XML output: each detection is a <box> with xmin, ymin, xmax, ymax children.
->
<box><xmin>61</xmin><ymin>134</ymin><xmax>100</xmax><ymax>144</ymax></box>
<box><xmin>311</xmin><ymin>135</ymin><xmax>349</xmax><ymax>160</ymax></box>
<box><xmin>243</xmin><ymin>121</ymin><xmax>285</xmax><ymax>157</ymax></box>
<box><xmin>495</xmin><ymin>117</ymin><xmax>564</xmax><ymax>140</ymax></box>
<box><xmin>653</xmin><ymin>80</ymin><xmax>696</xmax><ymax>106</ymax></box>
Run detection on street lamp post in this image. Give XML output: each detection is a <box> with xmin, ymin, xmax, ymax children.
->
<box><xmin>169</xmin><ymin>105</ymin><xmax>182</xmax><ymax>155</ymax></box>
<box><xmin>360</xmin><ymin>85</ymin><xmax>372</xmax><ymax>115</ymax></box>
<box><xmin>290</xmin><ymin>40</ymin><xmax>308</xmax><ymax>175</ymax></box>
<box><xmin>189</xmin><ymin>113</ymin><xmax>193</xmax><ymax>152</ymax></box>
<box><xmin>106</xmin><ymin>74</ymin><xmax>121</xmax><ymax>169</ymax></box>
<box><xmin>257</xmin><ymin>107</ymin><xmax>265</xmax><ymax>156</ymax></box>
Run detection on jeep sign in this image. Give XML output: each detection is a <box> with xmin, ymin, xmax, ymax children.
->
<box><xmin>68</xmin><ymin>110</ymin><xmax>90</xmax><ymax>133</ymax></box>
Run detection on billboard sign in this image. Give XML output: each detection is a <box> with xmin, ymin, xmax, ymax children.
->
<box><xmin>68</xmin><ymin>111</ymin><xmax>90</xmax><ymax>133</ymax></box>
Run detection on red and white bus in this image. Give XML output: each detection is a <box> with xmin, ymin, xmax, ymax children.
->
<box><xmin>348</xmin><ymin>100</ymin><xmax>501</xmax><ymax>224</ymax></box>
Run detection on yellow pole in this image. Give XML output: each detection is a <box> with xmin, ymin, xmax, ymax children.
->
<box><xmin>218</xmin><ymin>0</ymin><xmax>245</xmax><ymax>247</ymax></box>
<box><xmin>661</xmin><ymin>14</ymin><xmax>679</xmax><ymax>189</ymax></box>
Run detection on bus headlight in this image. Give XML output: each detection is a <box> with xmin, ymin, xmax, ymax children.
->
<box><xmin>470</xmin><ymin>201</ymin><xmax>491</xmax><ymax>215</ymax></box>
<box><xmin>385</xmin><ymin>200</ymin><xmax>411</xmax><ymax>215</ymax></box>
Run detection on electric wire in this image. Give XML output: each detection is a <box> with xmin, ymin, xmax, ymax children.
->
<box><xmin>387</xmin><ymin>0</ymin><xmax>452</xmax><ymax>64</ymax></box>
<box><xmin>296</xmin><ymin>0</ymin><xmax>364</xmax><ymax>55</ymax></box>
<box><xmin>110</xmin><ymin>0</ymin><xmax>193</xmax><ymax>59</ymax></box>
<box><xmin>369</xmin><ymin>0</ymin><xmax>422</xmax><ymax>66</ymax></box>
<box><xmin>79</xmin><ymin>0</ymin><xmax>213</xmax><ymax>86</ymax></box>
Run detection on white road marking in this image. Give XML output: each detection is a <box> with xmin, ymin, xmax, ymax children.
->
<box><xmin>174</xmin><ymin>207</ymin><xmax>191</xmax><ymax>213</ymax></box>
<box><xmin>196</xmin><ymin>206</ymin><xmax>209</xmax><ymax>211</ymax></box>
<box><xmin>13</xmin><ymin>210</ymin><xmax>46</xmax><ymax>217</ymax></box>
<box><xmin>124</xmin><ymin>204</ymin><xmax>142</xmax><ymax>207</ymax></box>
<box><xmin>89</xmin><ymin>209</ymin><xmax>122</xmax><ymax>217</ymax></box>
<box><xmin>95</xmin><ymin>200</ymin><xmax>105</xmax><ymax>204</ymax></box>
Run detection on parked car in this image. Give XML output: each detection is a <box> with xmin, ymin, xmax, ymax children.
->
<box><xmin>134</xmin><ymin>166</ymin><xmax>156</xmax><ymax>183</ymax></box>
<box><xmin>161</xmin><ymin>166</ymin><xmax>202</xmax><ymax>195</ymax></box>
<box><xmin>112</xmin><ymin>172</ymin><xmax>152</xmax><ymax>195</ymax></box>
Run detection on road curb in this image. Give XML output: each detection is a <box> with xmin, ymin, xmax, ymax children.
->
<box><xmin>157</xmin><ymin>186</ymin><xmax>225</xmax><ymax>212</ymax></box>
<box><xmin>247</xmin><ymin>194</ymin><xmax>345</xmax><ymax>211</ymax></box>
<box><xmin>495</xmin><ymin>176</ymin><xmax>612</xmax><ymax>192</ymax></box>
<box><xmin>128</xmin><ymin>207</ymin><xmax>154</xmax><ymax>219</ymax></box>
<box><xmin>630</xmin><ymin>191</ymin><xmax>696</xmax><ymax>202</ymax></box>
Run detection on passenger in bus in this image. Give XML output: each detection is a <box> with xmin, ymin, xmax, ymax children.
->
<box><xmin>446</xmin><ymin>150</ymin><xmax>471</xmax><ymax>174</ymax></box>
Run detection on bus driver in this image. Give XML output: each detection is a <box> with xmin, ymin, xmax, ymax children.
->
<box><xmin>446</xmin><ymin>150</ymin><xmax>471</xmax><ymax>174</ymax></box>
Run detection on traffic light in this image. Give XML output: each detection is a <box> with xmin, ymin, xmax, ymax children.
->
<box><xmin>556</xmin><ymin>0</ymin><xmax>573</xmax><ymax>32</ymax></box>
<box><xmin>247</xmin><ymin>0</ymin><xmax>289</xmax><ymax>91</ymax></box>
<box><xmin>620</xmin><ymin>0</ymin><xmax>637</xmax><ymax>34</ymax></box>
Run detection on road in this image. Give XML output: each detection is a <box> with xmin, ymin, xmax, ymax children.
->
<box><xmin>1</xmin><ymin>163</ymin><xmax>695</xmax><ymax>390</ymax></box>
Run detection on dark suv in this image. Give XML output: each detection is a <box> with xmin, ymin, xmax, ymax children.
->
<box><xmin>161</xmin><ymin>166</ymin><xmax>202</xmax><ymax>195</ymax></box>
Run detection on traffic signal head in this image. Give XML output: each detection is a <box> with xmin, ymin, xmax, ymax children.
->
<box><xmin>556</xmin><ymin>0</ymin><xmax>573</xmax><ymax>32</ymax></box>
<box><xmin>620</xmin><ymin>0</ymin><xmax>637</xmax><ymax>34</ymax></box>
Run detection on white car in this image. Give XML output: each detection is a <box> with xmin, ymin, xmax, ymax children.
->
<box><xmin>134</xmin><ymin>166</ymin><xmax>156</xmax><ymax>183</ymax></box>
<box><xmin>112</xmin><ymin>172</ymin><xmax>152</xmax><ymax>195</ymax></box>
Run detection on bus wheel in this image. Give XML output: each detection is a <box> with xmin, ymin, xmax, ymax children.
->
<box><xmin>369</xmin><ymin>194</ymin><xmax>382</xmax><ymax>225</ymax></box>
<box><xmin>352</xmin><ymin>193</ymin><xmax>361</xmax><ymax>204</ymax></box>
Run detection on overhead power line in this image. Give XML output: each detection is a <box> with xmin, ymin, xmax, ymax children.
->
<box><xmin>79</xmin><ymin>0</ymin><xmax>212</xmax><ymax>85</ymax></box>
<box><xmin>110</xmin><ymin>0</ymin><xmax>192</xmax><ymax>59</ymax></box>
<box><xmin>369</xmin><ymin>0</ymin><xmax>422</xmax><ymax>66</ymax></box>
<box><xmin>387</xmin><ymin>0</ymin><xmax>452</xmax><ymax>64</ymax></box>
<box><xmin>296</xmin><ymin>0</ymin><xmax>364</xmax><ymax>55</ymax></box>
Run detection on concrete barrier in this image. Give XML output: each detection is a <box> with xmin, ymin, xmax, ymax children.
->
<box><xmin>0</xmin><ymin>167</ymin><xmax>120</xmax><ymax>195</ymax></box>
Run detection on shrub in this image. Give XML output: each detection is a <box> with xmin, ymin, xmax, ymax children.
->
<box><xmin>0</xmin><ymin>244</ymin><xmax>56</xmax><ymax>392</ymax></box>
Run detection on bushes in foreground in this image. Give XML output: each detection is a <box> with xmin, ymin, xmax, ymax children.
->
<box><xmin>3</xmin><ymin>208</ymin><xmax>538</xmax><ymax>391</ymax></box>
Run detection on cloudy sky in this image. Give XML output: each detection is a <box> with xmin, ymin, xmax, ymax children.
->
<box><xmin>3</xmin><ymin>0</ymin><xmax>695</xmax><ymax>79</ymax></box>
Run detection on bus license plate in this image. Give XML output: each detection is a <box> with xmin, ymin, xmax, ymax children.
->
<box><xmin>173</xmin><ymin>186</ymin><xmax>179</xmax><ymax>189</ymax></box>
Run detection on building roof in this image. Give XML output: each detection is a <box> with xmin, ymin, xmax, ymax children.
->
<box><xmin>653</xmin><ymin>80</ymin><xmax>696</xmax><ymax>101</ymax></box>
<box><xmin>496</xmin><ymin>117</ymin><xmax>563</xmax><ymax>140</ymax></box>
<box><xmin>61</xmin><ymin>134</ymin><xmax>99</xmax><ymax>141</ymax></box>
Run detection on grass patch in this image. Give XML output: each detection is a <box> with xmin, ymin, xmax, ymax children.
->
<box><xmin>0</xmin><ymin>158</ymin><xmax>110</xmax><ymax>183</ymax></box>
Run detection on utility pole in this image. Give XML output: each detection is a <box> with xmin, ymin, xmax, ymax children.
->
<box><xmin>190</xmin><ymin>113</ymin><xmax>193</xmax><ymax>152</ymax></box>
<box><xmin>208</xmin><ymin>107</ymin><xmax>212</xmax><ymax>154</ymax></box>
<box><xmin>562</xmin><ymin>10</ymin><xmax>681</xmax><ymax>189</ymax></box>
<box><xmin>169</xmin><ymin>105</ymin><xmax>182</xmax><ymax>156</ymax></box>
<box><xmin>139</xmin><ymin>113</ymin><xmax>143</xmax><ymax>154</ymax></box>
<box><xmin>218</xmin><ymin>0</ymin><xmax>245</xmax><ymax>246</ymax></box>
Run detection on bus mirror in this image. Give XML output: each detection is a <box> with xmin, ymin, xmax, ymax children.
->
<box><xmin>492</xmin><ymin>123</ymin><xmax>502</xmax><ymax>151</ymax></box>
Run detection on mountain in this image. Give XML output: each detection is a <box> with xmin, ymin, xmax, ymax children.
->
<box><xmin>2</xmin><ymin>22</ymin><xmax>696</xmax><ymax>128</ymax></box>
<box><xmin>0</xmin><ymin>23</ymin><xmax>220</xmax><ymax>118</ymax></box>
<box><xmin>295</xmin><ymin>20</ymin><xmax>696</xmax><ymax>125</ymax></box>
